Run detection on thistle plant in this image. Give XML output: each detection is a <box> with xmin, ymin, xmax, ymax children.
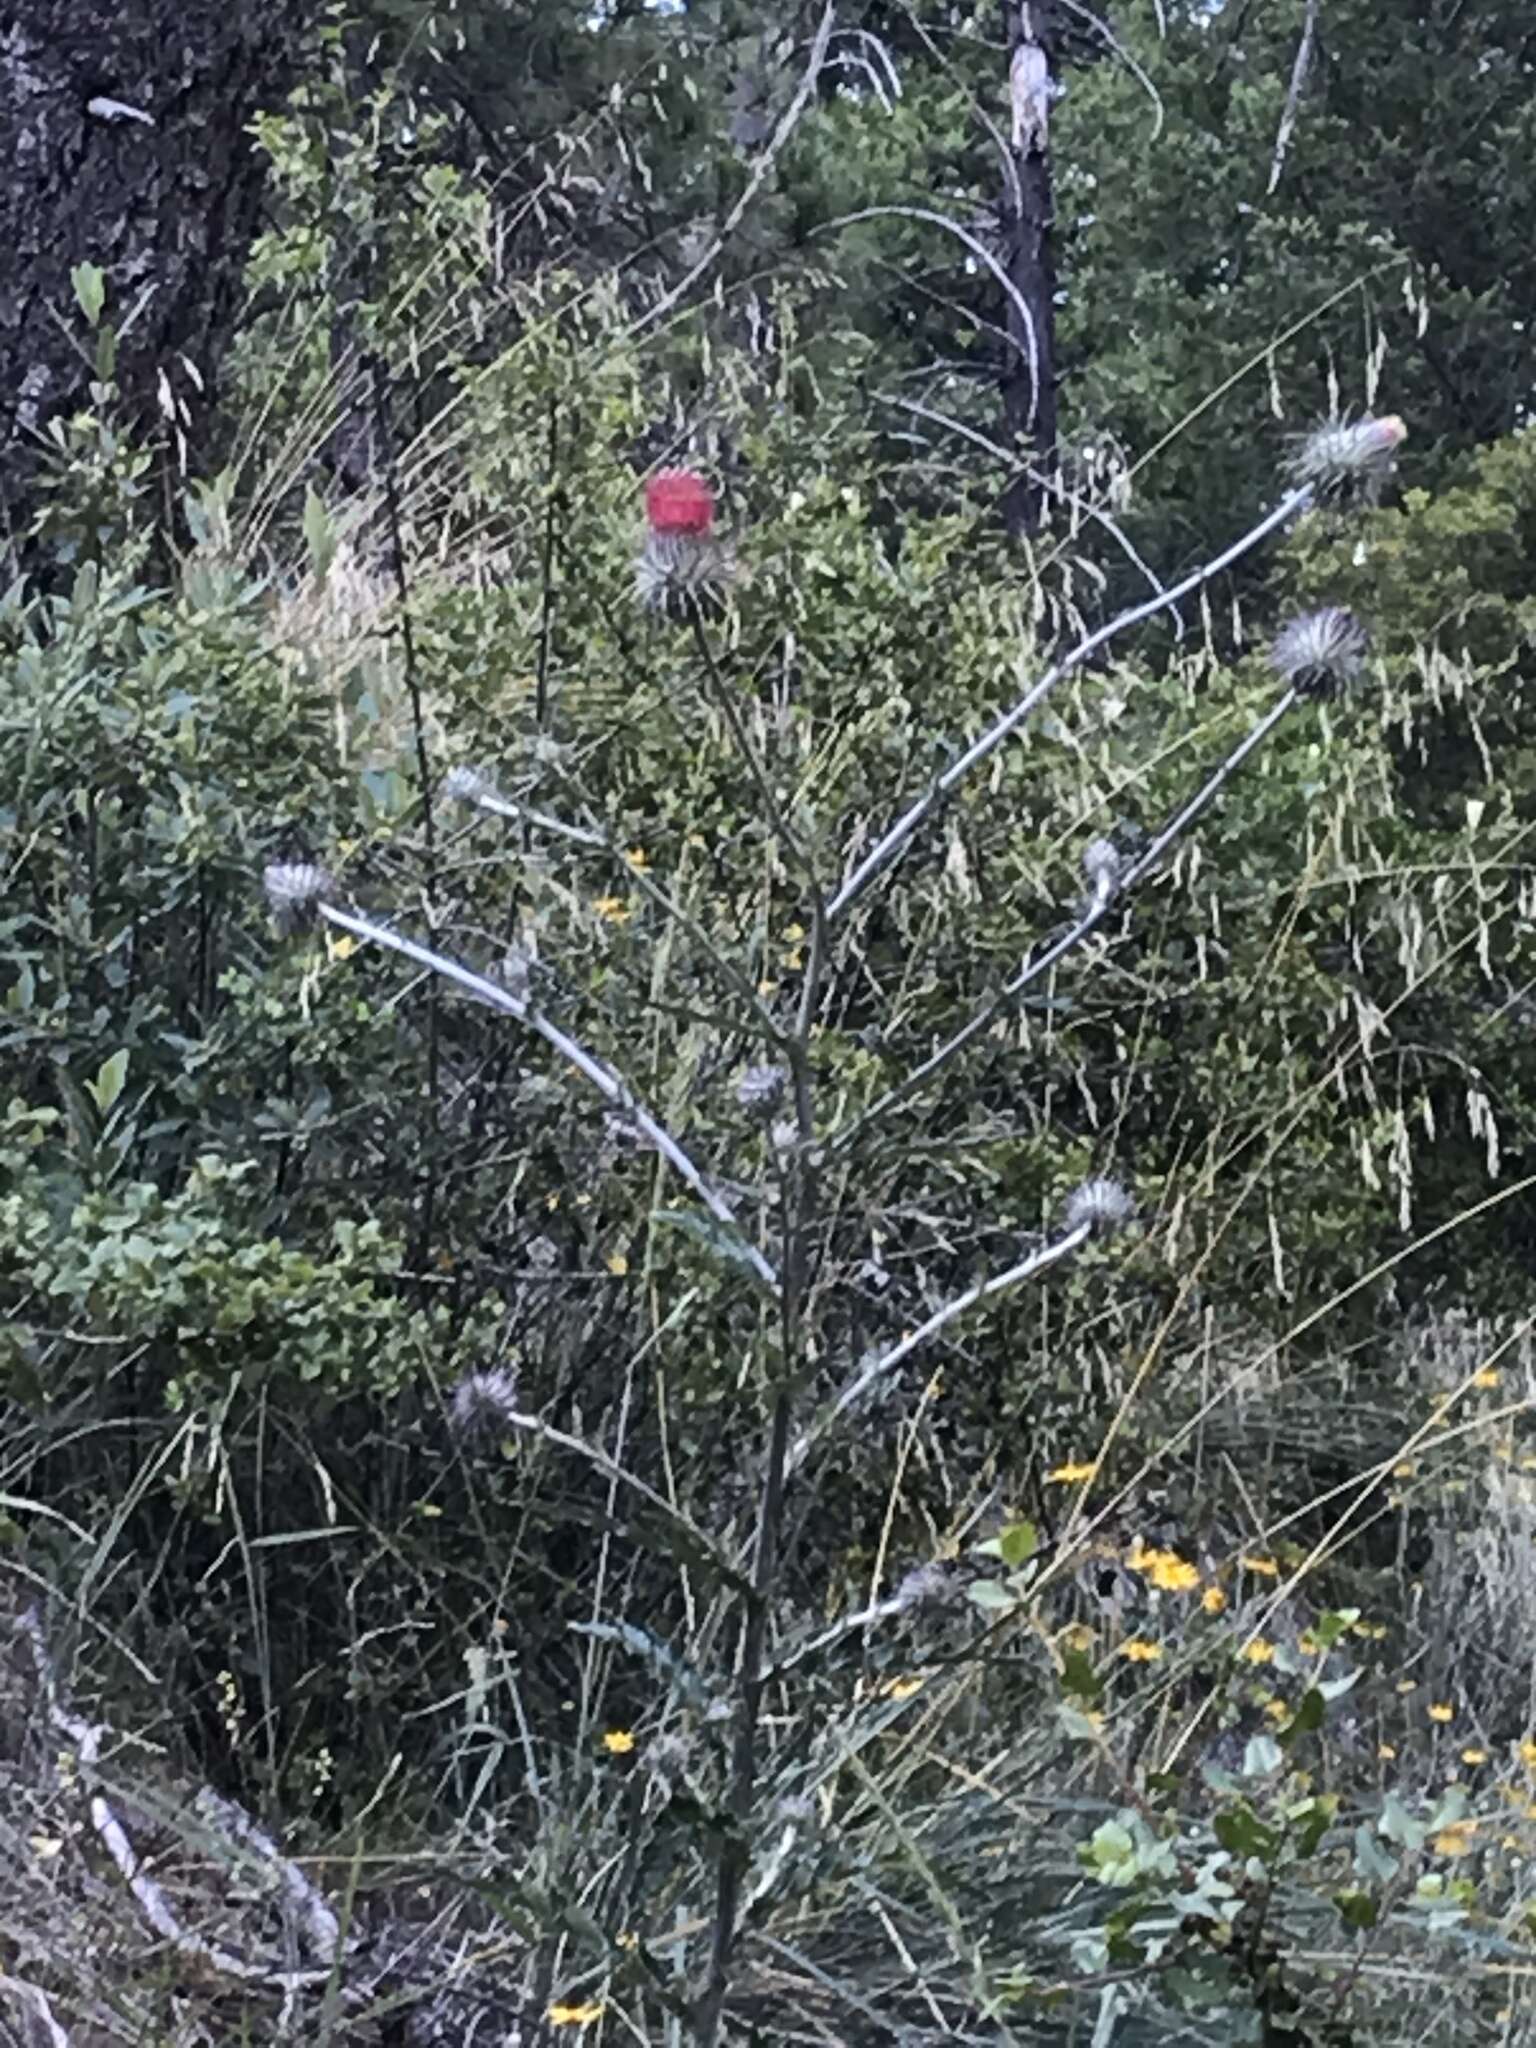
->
<box><xmin>252</xmin><ymin>417</ymin><xmax>1409</xmax><ymax>2045</ymax></box>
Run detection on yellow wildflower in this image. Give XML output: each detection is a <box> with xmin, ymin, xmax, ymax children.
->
<box><xmin>1432</xmin><ymin>1824</ymin><xmax>1477</xmax><ymax>1859</ymax></box>
<box><xmin>1392</xmin><ymin>1461</ymin><xmax>1416</xmax><ymax>1479</ymax></box>
<box><xmin>1298</xmin><ymin>1632</ymin><xmax>1320</xmax><ymax>1656</ymax></box>
<box><xmin>1472</xmin><ymin>1368</ymin><xmax>1500</xmax><ymax>1389</ymax></box>
<box><xmin>1201</xmin><ymin>1585</ymin><xmax>1228</xmax><ymax>1615</ymax></box>
<box><xmin>1128</xmin><ymin>1544</ymin><xmax>1201</xmax><ymax>1593</ymax></box>
<box><xmin>1396</xmin><ymin>1679</ymin><xmax>1418</xmax><ymax>1695</ymax></box>
<box><xmin>616</xmin><ymin>1931</ymin><xmax>639</xmax><ymax>1951</ymax></box>
<box><xmin>1428</xmin><ymin>1702</ymin><xmax>1455</xmax><ymax>1724</ymax></box>
<box><xmin>326</xmin><ymin>933</ymin><xmax>359</xmax><ymax>962</ymax></box>
<box><xmin>623</xmin><ymin>847</ymin><xmax>651</xmax><ymax>873</ymax></box>
<box><xmin>1119</xmin><ymin>1639</ymin><xmax>1163</xmax><ymax>1663</ymax></box>
<box><xmin>548</xmin><ymin>2002</ymin><xmax>606</xmax><ymax>2027</ymax></box>
<box><xmin>592</xmin><ymin>895</ymin><xmax>633</xmax><ymax>925</ymax></box>
<box><xmin>1378</xmin><ymin>1744</ymin><xmax>1397</xmax><ymax>1761</ymax></box>
<box><xmin>1518</xmin><ymin>1739</ymin><xmax>1536</xmax><ymax>1770</ymax></box>
<box><xmin>1047</xmin><ymin>1459</ymin><xmax>1098</xmax><ymax>1484</ymax></box>
<box><xmin>1264</xmin><ymin>1698</ymin><xmax>1289</xmax><ymax>1724</ymax></box>
<box><xmin>885</xmin><ymin>1676</ymin><xmax>925</xmax><ymax>1701</ymax></box>
<box><xmin>1462</xmin><ymin>1747</ymin><xmax>1489</xmax><ymax>1766</ymax></box>
<box><xmin>603</xmin><ymin>1729</ymin><xmax>636</xmax><ymax>1755</ymax></box>
<box><xmin>1061</xmin><ymin>1622</ymin><xmax>1096</xmax><ymax>1652</ymax></box>
<box><xmin>1241</xmin><ymin>1556</ymin><xmax>1280</xmax><ymax>1578</ymax></box>
<box><xmin>605</xmin><ymin>1252</ymin><xmax>629</xmax><ymax>1277</ymax></box>
<box><xmin>1242</xmin><ymin>1639</ymin><xmax>1276</xmax><ymax>1665</ymax></box>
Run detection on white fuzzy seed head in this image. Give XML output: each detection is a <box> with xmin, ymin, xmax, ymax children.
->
<box><xmin>894</xmin><ymin>1562</ymin><xmax>952</xmax><ymax>1611</ymax></box>
<box><xmin>1063</xmin><ymin>1177</ymin><xmax>1135</xmax><ymax>1238</ymax></box>
<box><xmin>1081</xmin><ymin>836</ymin><xmax>1123</xmax><ymax>893</ymax></box>
<box><xmin>1269</xmin><ymin>607</ymin><xmax>1369</xmax><ymax>699</ymax></box>
<box><xmin>443</xmin><ymin>764</ymin><xmax>493</xmax><ymax>803</ymax></box>
<box><xmin>448</xmin><ymin>1365</ymin><xmax>521</xmax><ymax>1442</ymax></box>
<box><xmin>737</xmin><ymin>1064</ymin><xmax>788</xmax><ymax>1120</ymax></box>
<box><xmin>262</xmin><ymin>861</ymin><xmax>334</xmax><ymax>930</ymax></box>
<box><xmin>1288</xmin><ymin>414</ymin><xmax>1406</xmax><ymax>507</ymax></box>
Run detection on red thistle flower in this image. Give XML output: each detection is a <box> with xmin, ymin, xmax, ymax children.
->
<box><xmin>645</xmin><ymin>469</ymin><xmax>716</xmax><ymax>537</ymax></box>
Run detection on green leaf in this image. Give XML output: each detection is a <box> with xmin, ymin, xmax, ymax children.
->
<box><xmin>998</xmin><ymin>1519</ymin><xmax>1037</xmax><ymax>1569</ymax></box>
<box><xmin>1214</xmin><ymin>1802</ymin><xmax>1279</xmax><ymax>1858</ymax></box>
<box><xmin>86</xmin><ymin>1049</ymin><xmax>129</xmax><ymax>1117</ymax></box>
<box><xmin>967</xmin><ymin>1578</ymin><xmax>1017</xmax><ymax>1613</ymax></box>
<box><xmin>1279</xmin><ymin>1687</ymin><xmax>1325</xmax><ymax>1749</ymax></box>
<box><xmin>1379</xmin><ymin>1792</ymin><xmax>1426</xmax><ymax>1852</ymax></box>
<box><xmin>72</xmin><ymin>262</ymin><xmax>106</xmax><ymax>327</ymax></box>
<box><xmin>1241</xmin><ymin>1734</ymin><xmax>1282</xmax><ymax>1779</ymax></box>
<box><xmin>302</xmin><ymin>483</ymin><xmax>337</xmax><ymax>581</ymax></box>
<box><xmin>1060</xmin><ymin>1646</ymin><xmax>1103</xmax><ymax>1702</ymax></box>
<box><xmin>1353</xmin><ymin>1824</ymin><xmax>1398</xmax><ymax>1884</ymax></box>
<box><xmin>1334</xmin><ymin>1889</ymin><xmax>1378</xmax><ymax>1931</ymax></box>
<box><xmin>650</xmin><ymin>1207</ymin><xmax>768</xmax><ymax>1281</ymax></box>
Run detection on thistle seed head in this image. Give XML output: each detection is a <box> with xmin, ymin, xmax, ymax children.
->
<box><xmin>443</xmin><ymin>764</ymin><xmax>494</xmax><ymax>803</ymax></box>
<box><xmin>643</xmin><ymin>1731</ymin><xmax>693</xmax><ymax>1788</ymax></box>
<box><xmin>1269</xmin><ymin>607</ymin><xmax>1369</xmax><ymax>698</ymax></box>
<box><xmin>634</xmin><ymin>530</ymin><xmax>737</xmax><ymax>618</ymax></box>
<box><xmin>448</xmin><ymin>1365</ymin><xmax>521</xmax><ymax>1442</ymax></box>
<box><xmin>1081</xmin><ymin>836</ymin><xmax>1123</xmax><ymax>894</ymax></box>
<box><xmin>1063</xmin><ymin>1177</ymin><xmax>1135</xmax><ymax>1239</ymax></box>
<box><xmin>1288</xmin><ymin>414</ymin><xmax>1406</xmax><ymax>508</ymax></box>
<box><xmin>262</xmin><ymin>861</ymin><xmax>334</xmax><ymax>931</ymax></box>
<box><xmin>494</xmin><ymin>946</ymin><xmax>533</xmax><ymax>1007</ymax></box>
<box><xmin>736</xmin><ymin>1063</ymin><xmax>788</xmax><ymax>1120</ymax></box>
<box><xmin>894</xmin><ymin>1562</ymin><xmax>953</xmax><ymax>1611</ymax></box>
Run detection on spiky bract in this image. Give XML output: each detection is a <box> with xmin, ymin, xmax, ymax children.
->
<box><xmin>1288</xmin><ymin>414</ymin><xmax>1406</xmax><ymax>508</ymax></box>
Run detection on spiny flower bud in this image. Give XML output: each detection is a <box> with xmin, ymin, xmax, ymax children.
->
<box><xmin>262</xmin><ymin>861</ymin><xmax>334</xmax><ymax>931</ymax></box>
<box><xmin>1063</xmin><ymin>1177</ymin><xmax>1134</xmax><ymax>1238</ymax></box>
<box><xmin>1269</xmin><ymin>607</ymin><xmax>1368</xmax><ymax>699</ymax></box>
<box><xmin>736</xmin><ymin>1064</ymin><xmax>788</xmax><ymax>1120</ymax></box>
<box><xmin>1288</xmin><ymin>414</ymin><xmax>1406</xmax><ymax>507</ymax></box>
<box><xmin>448</xmin><ymin>1365</ymin><xmax>521</xmax><ymax>1441</ymax></box>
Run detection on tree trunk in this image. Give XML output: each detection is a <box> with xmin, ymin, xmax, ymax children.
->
<box><xmin>999</xmin><ymin>0</ymin><xmax>1058</xmax><ymax>536</ymax></box>
<box><xmin>0</xmin><ymin>0</ymin><xmax>311</xmax><ymax>555</ymax></box>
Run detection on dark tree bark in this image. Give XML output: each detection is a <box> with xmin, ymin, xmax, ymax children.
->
<box><xmin>999</xmin><ymin>0</ymin><xmax>1058</xmax><ymax>536</ymax></box>
<box><xmin>0</xmin><ymin>0</ymin><xmax>313</xmax><ymax>554</ymax></box>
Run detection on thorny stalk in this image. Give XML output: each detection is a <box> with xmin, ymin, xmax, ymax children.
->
<box><xmin>786</xmin><ymin>1218</ymin><xmax>1093</xmax><ymax>1479</ymax></box>
<box><xmin>690</xmin><ymin>592</ymin><xmax>829</xmax><ymax>2046</ymax></box>
<box><xmin>826</xmin><ymin>485</ymin><xmax>1312</xmax><ymax>919</ymax></box>
<box><xmin>306</xmin><ymin>893</ymin><xmax>780</xmax><ymax>1292</ymax></box>
<box><xmin>833</xmin><ymin>686</ymin><xmax>1299</xmax><ymax>1150</ymax></box>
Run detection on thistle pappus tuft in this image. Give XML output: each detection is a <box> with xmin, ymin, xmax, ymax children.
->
<box><xmin>1063</xmin><ymin>1177</ymin><xmax>1135</xmax><ymax>1239</ymax></box>
<box><xmin>448</xmin><ymin>1365</ymin><xmax>521</xmax><ymax>1442</ymax></box>
<box><xmin>443</xmin><ymin>763</ymin><xmax>495</xmax><ymax>803</ymax></box>
<box><xmin>1081</xmin><ymin>836</ymin><xmax>1124</xmax><ymax>894</ymax></box>
<box><xmin>262</xmin><ymin>861</ymin><xmax>335</xmax><ymax>931</ymax></box>
<box><xmin>736</xmin><ymin>1064</ymin><xmax>788</xmax><ymax>1120</ymax></box>
<box><xmin>1269</xmin><ymin>607</ymin><xmax>1369</xmax><ymax>699</ymax></box>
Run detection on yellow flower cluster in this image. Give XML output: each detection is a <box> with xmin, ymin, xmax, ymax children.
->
<box><xmin>1126</xmin><ymin>1541</ymin><xmax>1201</xmax><ymax>1593</ymax></box>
